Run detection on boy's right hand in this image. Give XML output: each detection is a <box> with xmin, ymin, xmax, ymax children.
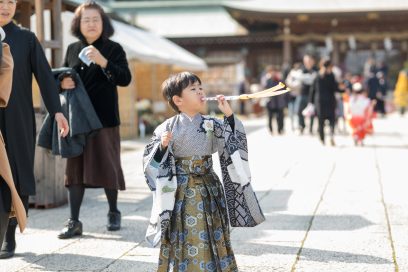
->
<box><xmin>61</xmin><ymin>77</ymin><xmax>76</xmax><ymax>90</ymax></box>
<box><xmin>161</xmin><ymin>131</ymin><xmax>172</xmax><ymax>148</ymax></box>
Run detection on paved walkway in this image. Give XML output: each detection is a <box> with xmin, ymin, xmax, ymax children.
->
<box><xmin>1</xmin><ymin>113</ymin><xmax>407</xmax><ymax>272</ymax></box>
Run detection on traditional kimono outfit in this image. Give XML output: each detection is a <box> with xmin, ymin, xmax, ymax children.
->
<box><xmin>143</xmin><ymin>113</ymin><xmax>264</xmax><ymax>272</ymax></box>
<box><xmin>345</xmin><ymin>94</ymin><xmax>374</xmax><ymax>143</ymax></box>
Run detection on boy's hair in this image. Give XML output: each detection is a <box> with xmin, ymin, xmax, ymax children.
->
<box><xmin>161</xmin><ymin>72</ymin><xmax>202</xmax><ymax>113</ymax></box>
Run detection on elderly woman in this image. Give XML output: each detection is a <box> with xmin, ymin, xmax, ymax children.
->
<box><xmin>0</xmin><ymin>1</ymin><xmax>69</xmax><ymax>259</ymax></box>
<box><xmin>58</xmin><ymin>1</ymin><xmax>131</xmax><ymax>239</ymax></box>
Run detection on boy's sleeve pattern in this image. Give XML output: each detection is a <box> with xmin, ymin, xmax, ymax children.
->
<box><xmin>143</xmin><ymin>116</ymin><xmax>178</xmax><ymax>247</ymax></box>
<box><xmin>216</xmin><ymin>115</ymin><xmax>265</xmax><ymax>227</ymax></box>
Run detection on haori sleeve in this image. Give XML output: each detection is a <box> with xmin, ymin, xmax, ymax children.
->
<box><xmin>142</xmin><ymin>117</ymin><xmax>178</xmax><ymax>247</ymax></box>
<box><xmin>143</xmin><ymin>117</ymin><xmax>176</xmax><ymax>191</ymax></box>
<box><xmin>215</xmin><ymin>115</ymin><xmax>265</xmax><ymax>227</ymax></box>
<box><xmin>143</xmin><ymin>122</ymin><xmax>167</xmax><ymax>191</ymax></box>
<box><xmin>214</xmin><ymin>114</ymin><xmax>250</xmax><ymax>186</ymax></box>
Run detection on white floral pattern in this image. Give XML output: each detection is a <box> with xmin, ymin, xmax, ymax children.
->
<box><xmin>203</xmin><ymin>119</ymin><xmax>214</xmax><ymax>137</ymax></box>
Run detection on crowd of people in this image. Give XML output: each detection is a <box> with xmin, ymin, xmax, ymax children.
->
<box><xmin>249</xmin><ymin>53</ymin><xmax>405</xmax><ymax>147</ymax></box>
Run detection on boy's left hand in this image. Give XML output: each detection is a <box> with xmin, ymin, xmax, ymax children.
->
<box><xmin>216</xmin><ymin>95</ymin><xmax>233</xmax><ymax>117</ymax></box>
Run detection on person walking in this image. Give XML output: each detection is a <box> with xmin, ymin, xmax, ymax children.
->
<box><xmin>310</xmin><ymin>59</ymin><xmax>342</xmax><ymax>146</ymax></box>
<box><xmin>0</xmin><ymin>1</ymin><xmax>69</xmax><ymax>259</ymax></box>
<box><xmin>285</xmin><ymin>62</ymin><xmax>302</xmax><ymax>131</ymax></box>
<box><xmin>57</xmin><ymin>1</ymin><xmax>131</xmax><ymax>239</ymax></box>
<box><xmin>298</xmin><ymin>55</ymin><xmax>317</xmax><ymax>134</ymax></box>
<box><xmin>344</xmin><ymin>82</ymin><xmax>376</xmax><ymax>146</ymax></box>
<box><xmin>262</xmin><ymin>66</ymin><xmax>287</xmax><ymax>134</ymax></box>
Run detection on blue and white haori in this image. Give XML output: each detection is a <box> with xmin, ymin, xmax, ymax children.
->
<box><xmin>143</xmin><ymin>113</ymin><xmax>265</xmax><ymax>247</ymax></box>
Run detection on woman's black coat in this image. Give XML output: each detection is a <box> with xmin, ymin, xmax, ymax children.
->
<box><xmin>0</xmin><ymin>22</ymin><xmax>61</xmax><ymax>196</ymax></box>
<box><xmin>310</xmin><ymin>72</ymin><xmax>339</xmax><ymax>119</ymax></box>
<box><xmin>63</xmin><ymin>37</ymin><xmax>132</xmax><ymax>128</ymax></box>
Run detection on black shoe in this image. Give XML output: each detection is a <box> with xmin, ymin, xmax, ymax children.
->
<box><xmin>0</xmin><ymin>220</ymin><xmax>16</xmax><ymax>259</ymax></box>
<box><xmin>0</xmin><ymin>240</ymin><xmax>15</xmax><ymax>259</ymax></box>
<box><xmin>58</xmin><ymin>219</ymin><xmax>83</xmax><ymax>239</ymax></box>
<box><xmin>107</xmin><ymin>211</ymin><xmax>121</xmax><ymax>231</ymax></box>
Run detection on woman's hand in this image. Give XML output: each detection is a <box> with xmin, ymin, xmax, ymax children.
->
<box><xmin>216</xmin><ymin>95</ymin><xmax>233</xmax><ymax>117</ymax></box>
<box><xmin>55</xmin><ymin>112</ymin><xmax>69</xmax><ymax>137</ymax></box>
<box><xmin>161</xmin><ymin>131</ymin><xmax>172</xmax><ymax>149</ymax></box>
<box><xmin>85</xmin><ymin>45</ymin><xmax>108</xmax><ymax>68</ymax></box>
<box><xmin>61</xmin><ymin>77</ymin><xmax>76</xmax><ymax>90</ymax></box>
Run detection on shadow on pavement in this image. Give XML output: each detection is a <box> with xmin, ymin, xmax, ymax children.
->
<box><xmin>236</xmin><ymin>242</ymin><xmax>392</xmax><ymax>264</ymax></box>
<box><xmin>250</xmin><ymin>213</ymin><xmax>373</xmax><ymax>231</ymax></box>
<box><xmin>19</xmin><ymin>252</ymin><xmax>156</xmax><ymax>271</ymax></box>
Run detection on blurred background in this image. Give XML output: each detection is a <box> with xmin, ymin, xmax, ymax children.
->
<box><xmin>14</xmin><ymin>0</ymin><xmax>408</xmax><ymax>138</ymax></box>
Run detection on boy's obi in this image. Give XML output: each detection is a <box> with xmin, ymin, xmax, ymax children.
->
<box><xmin>175</xmin><ymin>155</ymin><xmax>213</xmax><ymax>176</ymax></box>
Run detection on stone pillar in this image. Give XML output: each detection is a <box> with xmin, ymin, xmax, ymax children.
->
<box><xmin>283</xmin><ymin>19</ymin><xmax>292</xmax><ymax>65</ymax></box>
<box><xmin>332</xmin><ymin>40</ymin><xmax>340</xmax><ymax>65</ymax></box>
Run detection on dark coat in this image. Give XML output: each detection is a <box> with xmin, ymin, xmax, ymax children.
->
<box><xmin>265</xmin><ymin>78</ymin><xmax>288</xmax><ymax>110</ymax></box>
<box><xmin>367</xmin><ymin>75</ymin><xmax>380</xmax><ymax>100</ymax></box>
<box><xmin>37</xmin><ymin>68</ymin><xmax>103</xmax><ymax>158</ymax></box>
<box><xmin>63</xmin><ymin>38</ymin><xmax>132</xmax><ymax>128</ymax></box>
<box><xmin>0</xmin><ymin>42</ymin><xmax>27</xmax><ymax>230</ymax></box>
<box><xmin>0</xmin><ymin>22</ymin><xmax>61</xmax><ymax>196</ymax></box>
<box><xmin>310</xmin><ymin>72</ymin><xmax>340</xmax><ymax>119</ymax></box>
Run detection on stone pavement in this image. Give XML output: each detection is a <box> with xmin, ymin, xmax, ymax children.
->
<box><xmin>1</xmin><ymin>113</ymin><xmax>407</xmax><ymax>272</ymax></box>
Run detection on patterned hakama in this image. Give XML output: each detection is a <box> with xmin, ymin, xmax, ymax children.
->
<box><xmin>158</xmin><ymin>156</ymin><xmax>237</xmax><ymax>272</ymax></box>
<box><xmin>143</xmin><ymin>113</ymin><xmax>265</xmax><ymax>272</ymax></box>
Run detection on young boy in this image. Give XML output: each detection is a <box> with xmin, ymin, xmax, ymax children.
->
<box><xmin>143</xmin><ymin>72</ymin><xmax>264</xmax><ymax>271</ymax></box>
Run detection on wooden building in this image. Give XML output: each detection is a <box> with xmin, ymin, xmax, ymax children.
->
<box><xmin>103</xmin><ymin>0</ymin><xmax>408</xmax><ymax>92</ymax></box>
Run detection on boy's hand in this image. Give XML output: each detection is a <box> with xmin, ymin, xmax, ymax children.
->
<box><xmin>61</xmin><ymin>77</ymin><xmax>76</xmax><ymax>90</ymax></box>
<box><xmin>161</xmin><ymin>131</ymin><xmax>172</xmax><ymax>148</ymax></box>
<box><xmin>216</xmin><ymin>95</ymin><xmax>233</xmax><ymax>117</ymax></box>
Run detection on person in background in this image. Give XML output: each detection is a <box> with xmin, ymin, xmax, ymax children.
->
<box><xmin>0</xmin><ymin>0</ymin><xmax>69</xmax><ymax>259</ymax></box>
<box><xmin>262</xmin><ymin>66</ymin><xmax>287</xmax><ymax>134</ymax></box>
<box><xmin>310</xmin><ymin>59</ymin><xmax>342</xmax><ymax>146</ymax></box>
<box><xmin>238</xmin><ymin>76</ymin><xmax>250</xmax><ymax>115</ymax></box>
<box><xmin>375</xmin><ymin>71</ymin><xmax>388</xmax><ymax>117</ymax></box>
<box><xmin>344</xmin><ymin>82</ymin><xmax>376</xmax><ymax>146</ymax></box>
<box><xmin>285</xmin><ymin>62</ymin><xmax>302</xmax><ymax>131</ymax></box>
<box><xmin>298</xmin><ymin>54</ymin><xmax>317</xmax><ymax>134</ymax></box>
<box><xmin>394</xmin><ymin>66</ymin><xmax>408</xmax><ymax>116</ymax></box>
<box><xmin>57</xmin><ymin>1</ymin><xmax>131</xmax><ymax>239</ymax></box>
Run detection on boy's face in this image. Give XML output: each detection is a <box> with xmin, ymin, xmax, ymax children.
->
<box><xmin>174</xmin><ymin>81</ymin><xmax>206</xmax><ymax>114</ymax></box>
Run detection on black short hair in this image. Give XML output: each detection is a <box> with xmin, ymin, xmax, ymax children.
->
<box><xmin>71</xmin><ymin>1</ymin><xmax>114</xmax><ymax>43</ymax></box>
<box><xmin>161</xmin><ymin>72</ymin><xmax>202</xmax><ymax>113</ymax></box>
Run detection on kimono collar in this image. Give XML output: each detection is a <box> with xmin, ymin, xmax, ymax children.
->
<box><xmin>180</xmin><ymin>112</ymin><xmax>201</xmax><ymax>123</ymax></box>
